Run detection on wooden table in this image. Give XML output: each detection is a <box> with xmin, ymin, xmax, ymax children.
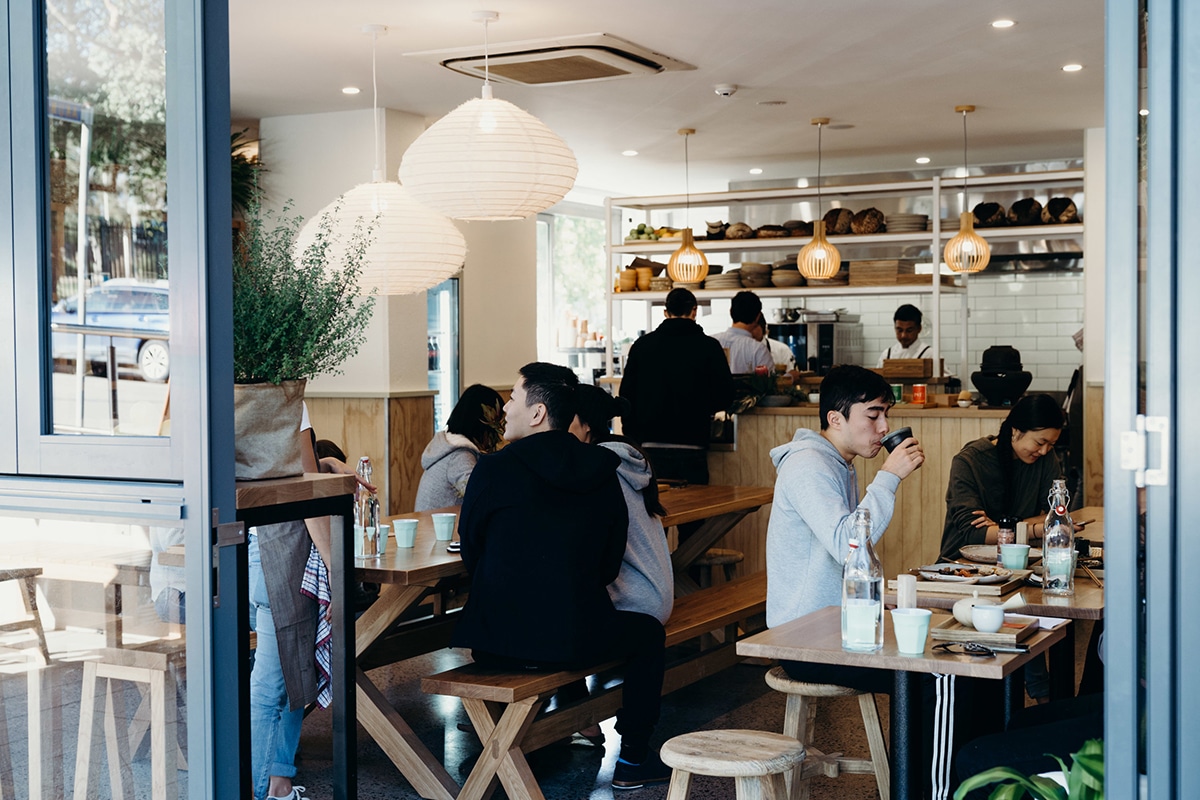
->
<box><xmin>737</xmin><ymin>606</ymin><xmax>1067</xmax><ymax>800</ymax></box>
<box><xmin>351</xmin><ymin>509</ymin><xmax>467</xmax><ymax>800</ymax></box>
<box><xmin>235</xmin><ymin>474</ymin><xmax>357</xmax><ymax>800</ymax></box>
<box><xmin>660</xmin><ymin>484</ymin><xmax>773</xmax><ymax>595</ymax></box>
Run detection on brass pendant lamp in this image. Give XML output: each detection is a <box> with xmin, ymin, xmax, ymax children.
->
<box><xmin>943</xmin><ymin>105</ymin><xmax>991</xmax><ymax>274</ymax></box>
<box><xmin>666</xmin><ymin>128</ymin><xmax>709</xmax><ymax>284</ymax></box>
<box><xmin>798</xmin><ymin>118</ymin><xmax>842</xmax><ymax>280</ymax></box>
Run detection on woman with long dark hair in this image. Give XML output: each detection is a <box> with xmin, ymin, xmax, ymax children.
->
<box><xmin>570</xmin><ymin>384</ymin><xmax>674</xmax><ymax>625</ymax></box>
<box><xmin>940</xmin><ymin>393</ymin><xmax>1066</xmax><ymax>561</ymax></box>
<box><xmin>415</xmin><ymin>384</ymin><xmax>504</xmax><ymax>511</ymax></box>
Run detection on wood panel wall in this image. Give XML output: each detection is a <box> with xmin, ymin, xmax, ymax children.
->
<box><xmin>708</xmin><ymin>408</ymin><xmax>1007</xmax><ymax>581</ymax></box>
<box><xmin>1083</xmin><ymin>384</ymin><xmax>1104</xmax><ymax>506</ymax></box>
<box><xmin>305</xmin><ymin>393</ymin><xmax>435</xmax><ymax>516</ymax></box>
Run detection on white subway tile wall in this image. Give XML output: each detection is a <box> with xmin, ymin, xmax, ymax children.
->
<box><xmin>767</xmin><ymin>271</ymin><xmax>1083</xmax><ymax>392</ymax></box>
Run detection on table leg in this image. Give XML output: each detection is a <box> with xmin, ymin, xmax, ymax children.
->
<box><xmin>331</xmin><ymin>506</ymin><xmax>356</xmax><ymax>800</ymax></box>
<box><xmin>891</xmin><ymin>671</ymin><xmax>922</xmax><ymax>800</ymax></box>
<box><xmin>1048</xmin><ymin>623</ymin><xmax>1076</xmax><ymax>701</ymax></box>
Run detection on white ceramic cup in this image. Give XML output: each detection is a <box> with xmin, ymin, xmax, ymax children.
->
<box><xmin>1000</xmin><ymin>543</ymin><xmax>1031</xmax><ymax>570</ymax></box>
<box><xmin>353</xmin><ymin>525</ymin><xmax>365</xmax><ymax>559</ymax></box>
<box><xmin>432</xmin><ymin>512</ymin><xmax>457</xmax><ymax>542</ymax></box>
<box><xmin>808</xmin><ymin>392</ymin><xmax>820</xmax><ymax>403</ymax></box>
<box><xmin>971</xmin><ymin>603</ymin><xmax>1005</xmax><ymax>634</ymax></box>
<box><xmin>376</xmin><ymin>523</ymin><xmax>389</xmax><ymax>556</ymax></box>
<box><xmin>394</xmin><ymin>519</ymin><xmax>418</xmax><ymax>548</ymax></box>
<box><xmin>890</xmin><ymin>608</ymin><xmax>932</xmax><ymax>655</ymax></box>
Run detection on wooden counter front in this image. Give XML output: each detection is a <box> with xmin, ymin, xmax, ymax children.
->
<box><xmin>709</xmin><ymin>405</ymin><xmax>1009</xmax><ymax>580</ymax></box>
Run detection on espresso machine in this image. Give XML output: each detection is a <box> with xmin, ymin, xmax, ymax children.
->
<box><xmin>767</xmin><ymin>309</ymin><xmax>862</xmax><ymax>375</ymax></box>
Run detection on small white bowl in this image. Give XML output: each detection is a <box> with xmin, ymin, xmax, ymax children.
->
<box><xmin>957</xmin><ymin>399</ymin><xmax>972</xmax><ymax>408</ymax></box>
<box><xmin>808</xmin><ymin>393</ymin><xmax>820</xmax><ymax>403</ymax></box>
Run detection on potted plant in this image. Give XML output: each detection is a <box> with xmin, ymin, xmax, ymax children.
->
<box><xmin>232</xmin><ymin>192</ymin><xmax>376</xmax><ymax>479</ymax></box>
<box><xmin>954</xmin><ymin>738</ymin><xmax>1103</xmax><ymax>800</ymax></box>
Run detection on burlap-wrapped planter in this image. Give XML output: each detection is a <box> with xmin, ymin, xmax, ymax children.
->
<box><xmin>233</xmin><ymin>379</ymin><xmax>306</xmax><ymax>480</ymax></box>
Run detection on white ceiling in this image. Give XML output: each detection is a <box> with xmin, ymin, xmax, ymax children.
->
<box><xmin>230</xmin><ymin>0</ymin><xmax>1105</xmax><ymax>199</ymax></box>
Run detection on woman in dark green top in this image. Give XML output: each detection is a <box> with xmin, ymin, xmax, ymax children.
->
<box><xmin>940</xmin><ymin>394</ymin><xmax>1065</xmax><ymax>561</ymax></box>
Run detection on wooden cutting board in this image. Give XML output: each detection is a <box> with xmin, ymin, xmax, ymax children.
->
<box><xmin>930</xmin><ymin>614</ymin><xmax>1040</xmax><ymax>646</ymax></box>
<box><xmin>887</xmin><ymin>569</ymin><xmax>1030</xmax><ymax>596</ymax></box>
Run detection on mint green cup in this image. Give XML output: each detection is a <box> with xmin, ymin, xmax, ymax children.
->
<box><xmin>394</xmin><ymin>518</ymin><xmax>418</xmax><ymax>548</ymax></box>
<box><xmin>432</xmin><ymin>512</ymin><xmax>457</xmax><ymax>542</ymax></box>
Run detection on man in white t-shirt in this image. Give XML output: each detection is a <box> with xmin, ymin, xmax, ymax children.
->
<box><xmin>713</xmin><ymin>290</ymin><xmax>775</xmax><ymax>374</ymax></box>
<box><xmin>876</xmin><ymin>304</ymin><xmax>931</xmax><ymax>367</ymax></box>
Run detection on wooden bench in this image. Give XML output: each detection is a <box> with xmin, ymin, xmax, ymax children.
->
<box><xmin>422</xmin><ymin>571</ymin><xmax>767</xmax><ymax>800</ymax></box>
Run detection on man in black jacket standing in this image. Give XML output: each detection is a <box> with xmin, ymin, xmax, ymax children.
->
<box><xmin>619</xmin><ymin>288</ymin><xmax>734</xmax><ymax>486</ymax></box>
<box><xmin>453</xmin><ymin>362</ymin><xmax>670</xmax><ymax>789</ymax></box>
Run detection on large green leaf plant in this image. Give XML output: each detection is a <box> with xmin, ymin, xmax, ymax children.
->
<box><xmin>954</xmin><ymin>738</ymin><xmax>1103</xmax><ymax>800</ymax></box>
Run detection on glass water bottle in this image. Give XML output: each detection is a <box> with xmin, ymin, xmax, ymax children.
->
<box><xmin>1042</xmin><ymin>478</ymin><xmax>1075</xmax><ymax>596</ymax></box>
<box><xmin>841</xmin><ymin>507</ymin><xmax>884</xmax><ymax>652</ymax></box>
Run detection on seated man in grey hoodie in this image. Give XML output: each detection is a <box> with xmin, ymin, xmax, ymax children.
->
<box><xmin>766</xmin><ymin>364</ymin><xmax>924</xmax><ymax>686</ymax></box>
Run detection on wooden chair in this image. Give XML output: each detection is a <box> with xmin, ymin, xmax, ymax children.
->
<box><xmin>659</xmin><ymin>729</ymin><xmax>806</xmax><ymax>799</ymax></box>
<box><xmin>764</xmin><ymin>666</ymin><xmax>890</xmax><ymax>800</ymax></box>
<box><xmin>73</xmin><ymin>639</ymin><xmax>185</xmax><ymax>800</ymax></box>
<box><xmin>0</xmin><ymin>568</ymin><xmax>51</xmax><ymax>664</ymax></box>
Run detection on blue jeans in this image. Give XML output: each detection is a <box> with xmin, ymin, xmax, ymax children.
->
<box><xmin>248</xmin><ymin>533</ymin><xmax>304</xmax><ymax>800</ymax></box>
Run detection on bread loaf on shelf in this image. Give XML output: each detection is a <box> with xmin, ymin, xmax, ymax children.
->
<box><xmin>850</xmin><ymin>207</ymin><xmax>886</xmax><ymax>234</ymax></box>
<box><xmin>972</xmin><ymin>201</ymin><xmax>1007</xmax><ymax>227</ymax></box>
<box><xmin>823</xmin><ymin>207</ymin><xmax>853</xmax><ymax>234</ymax></box>
<box><xmin>1042</xmin><ymin>197</ymin><xmax>1079</xmax><ymax>224</ymax></box>
<box><xmin>1008</xmin><ymin>198</ymin><xmax>1043</xmax><ymax>226</ymax></box>
<box><xmin>782</xmin><ymin>219</ymin><xmax>813</xmax><ymax>236</ymax></box>
<box><xmin>725</xmin><ymin>221</ymin><xmax>754</xmax><ymax>239</ymax></box>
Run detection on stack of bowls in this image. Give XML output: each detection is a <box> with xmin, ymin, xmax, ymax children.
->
<box><xmin>771</xmin><ymin>257</ymin><xmax>803</xmax><ymax>287</ymax></box>
<box><xmin>740</xmin><ymin>262</ymin><xmax>772</xmax><ymax>288</ymax></box>
<box><xmin>618</xmin><ymin>269</ymin><xmax>638</xmax><ymax>292</ymax></box>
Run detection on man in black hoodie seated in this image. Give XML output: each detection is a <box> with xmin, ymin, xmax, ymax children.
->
<box><xmin>453</xmin><ymin>362</ymin><xmax>670</xmax><ymax>790</ymax></box>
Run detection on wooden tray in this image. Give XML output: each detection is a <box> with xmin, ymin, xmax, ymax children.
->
<box><xmin>930</xmin><ymin>614</ymin><xmax>1039</xmax><ymax>646</ymax></box>
<box><xmin>889</xmin><ymin>569</ymin><xmax>1030</xmax><ymax>596</ymax></box>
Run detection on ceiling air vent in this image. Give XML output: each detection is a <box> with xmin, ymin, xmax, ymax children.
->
<box><xmin>406</xmin><ymin>33</ymin><xmax>694</xmax><ymax>87</ymax></box>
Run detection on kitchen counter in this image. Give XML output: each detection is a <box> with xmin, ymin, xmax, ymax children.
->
<box><xmin>708</xmin><ymin>404</ymin><xmax>1012</xmax><ymax>580</ymax></box>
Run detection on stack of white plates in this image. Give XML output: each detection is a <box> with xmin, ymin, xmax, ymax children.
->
<box><xmin>704</xmin><ymin>271</ymin><xmax>743</xmax><ymax>290</ymax></box>
<box><xmin>886</xmin><ymin>213</ymin><xmax>929</xmax><ymax>233</ymax></box>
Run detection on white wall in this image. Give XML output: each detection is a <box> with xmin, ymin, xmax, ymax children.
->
<box><xmin>459</xmin><ymin>217</ymin><xmax>539</xmax><ymax>389</ymax></box>
<box><xmin>1082</xmin><ymin>127</ymin><xmax>1105</xmax><ymax>382</ymax></box>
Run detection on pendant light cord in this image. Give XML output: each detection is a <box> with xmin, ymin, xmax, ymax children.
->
<box><xmin>684</xmin><ymin>132</ymin><xmax>691</xmax><ymax>223</ymax></box>
<box><xmin>961</xmin><ymin>109</ymin><xmax>969</xmax><ymax>207</ymax></box>
<box><xmin>816</xmin><ymin>122</ymin><xmax>824</xmax><ymax>216</ymax></box>
<box><xmin>483</xmin><ymin>17</ymin><xmax>491</xmax><ymax>88</ymax></box>
<box><xmin>371</xmin><ymin>30</ymin><xmax>381</xmax><ymax>180</ymax></box>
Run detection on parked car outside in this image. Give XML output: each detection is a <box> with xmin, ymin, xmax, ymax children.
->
<box><xmin>51</xmin><ymin>279</ymin><xmax>170</xmax><ymax>382</ymax></box>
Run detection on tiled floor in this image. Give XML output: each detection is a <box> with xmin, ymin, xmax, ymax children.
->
<box><xmin>294</xmin><ymin>649</ymin><xmax>887</xmax><ymax>800</ymax></box>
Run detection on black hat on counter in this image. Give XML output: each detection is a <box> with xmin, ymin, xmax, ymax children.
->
<box><xmin>971</xmin><ymin>345</ymin><xmax>1033</xmax><ymax>407</ymax></box>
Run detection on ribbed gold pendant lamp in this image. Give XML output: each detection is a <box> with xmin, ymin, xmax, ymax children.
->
<box><xmin>296</xmin><ymin>24</ymin><xmax>466</xmax><ymax>295</ymax></box>
<box><xmin>398</xmin><ymin>11</ymin><xmax>578</xmax><ymax>220</ymax></box>
<box><xmin>798</xmin><ymin>118</ymin><xmax>842</xmax><ymax>280</ymax></box>
<box><xmin>666</xmin><ymin>128</ymin><xmax>708</xmax><ymax>285</ymax></box>
<box><xmin>943</xmin><ymin>105</ymin><xmax>991</xmax><ymax>274</ymax></box>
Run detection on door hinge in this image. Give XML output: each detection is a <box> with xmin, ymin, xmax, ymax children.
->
<box><xmin>211</xmin><ymin>520</ymin><xmax>245</xmax><ymax>609</ymax></box>
<box><xmin>1120</xmin><ymin>414</ymin><xmax>1169</xmax><ymax>488</ymax></box>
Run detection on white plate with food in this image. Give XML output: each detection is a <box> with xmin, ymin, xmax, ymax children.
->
<box><xmin>917</xmin><ymin>563</ymin><xmax>1015</xmax><ymax>584</ymax></box>
<box><xmin>959</xmin><ymin>545</ymin><xmax>1043</xmax><ymax>564</ymax></box>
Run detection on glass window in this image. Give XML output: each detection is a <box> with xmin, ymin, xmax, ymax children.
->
<box><xmin>44</xmin><ymin>0</ymin><xmax>171</xmax><ymax>433</ymax></box>
<box><xmin>536</xmin><ymin>210</ymin><xmax>608</xmax><ymax>380</ymax></box>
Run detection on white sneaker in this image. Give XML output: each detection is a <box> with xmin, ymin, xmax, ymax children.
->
<box><xmin>266</xmin><ymin>787</ymin><xmax>306</xmax><ymax>800</ymax></box>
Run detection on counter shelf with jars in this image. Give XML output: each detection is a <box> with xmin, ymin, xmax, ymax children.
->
<box><xmin>603</xmin><ymin>169</ymin><xmax>1084</xmax><ymax>379</ymax></box>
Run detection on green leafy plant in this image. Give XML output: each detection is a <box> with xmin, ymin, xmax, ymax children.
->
<box><xmin>231</xmin><ymin>128</ymin><xmax>263</xmax><ymax>216</ymax></box>
<box><xmin>954</xmin><ymin>738</ymin><xmax>1103</xmax><ymax>800</ymax></box>
<box><xmin>232</xmin><ymin>193</ymin><xmax>377</xmax><ymax>384</ymax></box>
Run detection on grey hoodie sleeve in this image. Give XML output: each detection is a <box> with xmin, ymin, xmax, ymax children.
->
<box><xmin>446</xmin><ymin>448</ymin><xmax>480</xmax><ymax>500</ymax></box>
<box><xmin>787</xmin><ymin>461</ymin><xmax>900</xmax><ymax>562</ymax></box>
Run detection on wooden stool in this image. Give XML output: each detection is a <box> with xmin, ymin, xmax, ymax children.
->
<box><xmin>765</xmin><ymin>667</ymin><xmax>890</xmax><ymax>800</ymax></box>
<box><xmin>692</xmin><ymin>548</ymin><xmax>743</xmax><ymax>588</ymax></box>
<box><xmin>660</xmin><ymin>729</ymin><xmax>806</xmax><ymax>799</ymax></box>
<box><xmin>0</xmin><ymin>568</ymin><xmax>50</xmax><ymax>664</ymax></box>
<box><xmin>74</xmin><ymin>640</ymin><xmax>185</xmax><ymax>800</ymax></box>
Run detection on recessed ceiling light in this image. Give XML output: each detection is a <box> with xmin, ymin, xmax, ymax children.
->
<box><xmin>1062</xmin><ymin>63</ymin><xmax>1084</xmax><ymax>72</ymax></box>
<box><xmin>342</xmin><ymin>86</ymin><xmax>360</xmax><ymax>95</ymax></box>
<box><xmin>749</xmin><ymin>168</ymin><xmax>763</xmax><ymax>175</ymax></box>
<box><xmin>622</xmin><ymin>150</ymin><xmax>638</xmax><ymax>157</ymax></box>
<box><xmin>1140</xmin><ymin>108</ymin><xmax>1150</xmax><ymax>116</ymax></box>
<box><xmin>915</xmin><ymin>156</ymin><xmax>931</xmax><ymax>165</ymax></box>
<box><xmin>991</xmin><ymin>19</ymin><xmax>1015</xmax><ymax>29</ymax></box>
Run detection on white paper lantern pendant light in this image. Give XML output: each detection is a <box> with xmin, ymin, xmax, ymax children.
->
<box><xmin>398</xmin><ymin>11</ymin><xmax>578</xmax><ymax>221</ymax></box>
<box><xmin>296</xmin><ymin>24</ymin><xmax>466</xmax><ymax>296</ymax></box>
<box><xmin>798</xmin><ymin>118</ymin><xmax>842</xmax><ymax>281</ymax></box>
<box><xmin>943</xmin><ymin>105</ymin><xmax>991</xmax><ymax>274</ymax></box>
<box><xmin>666</xmin><ymin>128</ymin><xmax>708</xmax><ymax>285</ymax></box>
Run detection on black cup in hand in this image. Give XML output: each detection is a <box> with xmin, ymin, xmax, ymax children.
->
<box><xmin>881</xmin><ymin>426</ymin><xmax>914</xmax><ymax>453</ymax></box>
